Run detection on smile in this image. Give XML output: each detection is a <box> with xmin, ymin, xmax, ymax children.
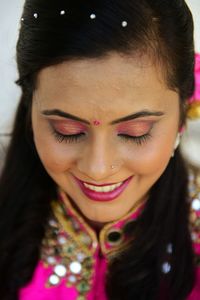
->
<box><xmin>73</xmin><ymin>175</ymin><xmax>133</xmax><ymax>202</ymax></box>
<box><xmin>83</xmin><ymin>181</ymin><xmax>123</xmax><ymax>192</ymax></box>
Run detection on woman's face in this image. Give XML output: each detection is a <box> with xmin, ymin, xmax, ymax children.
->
<box><xmin>32</xmin><ymin>53</ymin><xmax>180</xmax><ymax>223</ymax></box>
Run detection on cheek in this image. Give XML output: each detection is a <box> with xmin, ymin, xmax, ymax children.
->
<box><xmin>32</xmin><ymin>119</ymin><xmax>76</xmax><ymax>173</ymax></box>
<box><xmin>124</xmin><ymin>130</ymin><xmax>176</xmax><ymax>174</ymax></box>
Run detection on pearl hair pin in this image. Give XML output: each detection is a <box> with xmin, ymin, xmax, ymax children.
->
<box><xmin>90</xmin><ymin>13</ymin><xmax>96</xmax><ymax>19</ymax></box>
<box><xmin>21</xmin><ymin>10</ymin><xmax>128</xmax><ymax>28</ymax></box>
<box><xmin>122</xmin><ymin>21</ymin><xmax>128</xmax><ymax>27</ymax></box>
<box><xmin>60</xmin><ymin>10</ymin><xmax>66</xmax><ymax>15</ymax></box>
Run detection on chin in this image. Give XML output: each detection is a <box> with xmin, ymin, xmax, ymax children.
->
<box><xmin>83</xmin><ymin>209</ymin><xmax>125</xmax><ymax>224</ymax></box>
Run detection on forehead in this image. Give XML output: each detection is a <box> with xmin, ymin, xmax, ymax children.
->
<box><xmin>36</xmin><ymin>52</ymin><xmax>165</xmax><ymax>89</ymax></box>
<box><xmin>35</xmin><ymin>52</ymin><xmax>177</xmax><ymax>115</ymax></box>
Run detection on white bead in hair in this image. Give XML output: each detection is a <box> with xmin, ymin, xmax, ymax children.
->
<box><xmin>33</xmin><ymin>13</ymin><xmax>38</xmax><ymax>19</ymax></box>
<box><xmin>60</xmin><ymin>10</ymin><xmax>66</xmax><ymax>15</ymax></box>
<box><xmin>21</xmin><ymin>17</ymin><xmax>24</xmax><ymax>22</ymax></box>
<box><xmin>161</xmin><ymin>262</ymin><xmax>171</xmax><ymax>274</ymax></box>
<box><xmin>166</xmin><ymin>243</ymin><xmax>173</xmax><ymax>254</ymax></box>
<box><xmin>122</xmin><ymin>21</ymin><xmax>128</xmax><ymax>27</ymax></box>
<box><xmin>90</xmin><ymin>13</ymin><xmax>96</xmax><ymax>19</ymax></box>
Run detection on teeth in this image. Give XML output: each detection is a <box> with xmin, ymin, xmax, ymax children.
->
<box><xmin>83</xmin><ymin>181</ymin><xmax>123</xmax><ymax>193</ymax></box>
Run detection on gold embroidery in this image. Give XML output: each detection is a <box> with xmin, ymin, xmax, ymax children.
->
<box><xmin>40</xmin><ymin>201</ymin><xmax>95</xmax><ymax>299</ymax></box>
<box><xmin>188</xmin><ymin>167</ymin><xmax>200</xmax><ymax>263</ymax></box>
<box><xmin>40</xmin><ymin>188</ymin><xmax>146</xmax><ymax>298</ymax></box>
<box><xmin>59</xmin><ymin>188</ymin><xmax>145</xmax><ymax>257</ymax></box>
<box><xmin>58</xmin><ymin>190</ymin><xmax>98</xmax><ymax>253</ymax></box>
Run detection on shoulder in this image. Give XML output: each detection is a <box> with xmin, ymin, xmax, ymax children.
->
<box><xmin>188</xmin><ymin>165</ymin><xmax>200</xmax><ymax>263</ymax></box>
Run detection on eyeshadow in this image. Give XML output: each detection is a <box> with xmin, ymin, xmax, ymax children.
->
<box><xmin>116</xmin><ymin>120</ymin><xmax>154</xmax><ymax>136</ymax></box>
<box><xmin>50</xmin><ymin>119</ymin><xmax>87</xmax><ymax>134</ymax></box>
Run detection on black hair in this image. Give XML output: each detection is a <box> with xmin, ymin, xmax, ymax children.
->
<box><xmin>0</xmin><ymin>0</ymin><xmax>196</xmax><ymax>299</ymax></box>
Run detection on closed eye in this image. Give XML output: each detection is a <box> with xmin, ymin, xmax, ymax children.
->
<box><xmin>118</xmin><ymin>133</ymin><xmax>152</xmax><ymax>146</ymax></box>
<box><xmin>50</xmin><ymin>127</ymin><xmax>152</xmax><ymax>146</ymax></box>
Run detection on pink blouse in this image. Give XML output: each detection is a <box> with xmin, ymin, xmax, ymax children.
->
<box><xmin>19</xmin><ymin>168</ymin><xmax>200</xmax><ymax>300</ymax></box>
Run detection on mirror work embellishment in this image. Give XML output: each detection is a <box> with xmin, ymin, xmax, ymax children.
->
<box><xmin>40</xmin><ymin>201</ymin><xmax>97</xmax><ymax>300</ymax></box>
<box><xmin>188</xmin><ymin>168</ymin><xmax>200</xmax><ymax>266</ymax></box>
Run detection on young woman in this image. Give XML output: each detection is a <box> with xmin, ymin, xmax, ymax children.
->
<box><xmin>0</xmin><ymin>0</ymin><xmax>200</xmax><ymax>299</ymax></box>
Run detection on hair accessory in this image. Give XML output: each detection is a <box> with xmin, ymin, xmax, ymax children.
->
<box><xmin>60</xmin><ymin>10</ymin><xmax>66</xmax><ymax>15</ymax></box>
<box><xmin>90</xmin><ymin>14</ymin><xmax>96</xmax><ymax>19</ymax></box>
<box><xmin>161</xmin><ymin>261</ymin><xmax>171</xmax><ymax>274</ymax></box>
<box><xmin>21</xmin><ymin>11</ymin><xmax>129</xmax><ymax>28</ymax></box>
<box><xmin>187</xmin><ymin>53</ymin><xmax>200</xmax><ymax>119</ymax></box>
<box><xmin>122</xmin><ymin>21</ymin><xmax>128</xmax><ymax>27</ymax></box>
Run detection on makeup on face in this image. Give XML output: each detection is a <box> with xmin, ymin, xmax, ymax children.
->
<box><xmin>49</xmin><ymin>119</ymin><xmax>87</xmax><ymax>135</ymax></box>
<box><xmin>41</xmin><ymin>108</ymin><xmax>163</xmax><ymax>144</ymax></box>
<box><xmin>41</xmin><ymin>108</ymin><xmax>165</xmax><ymax>126</ymax></box>
<box><xmin>49</xmin><ymin>118</ymin><xmax>154</xmax><ymax>138</ymax></box>
<box><xmin>73</xmin><ymin>175</ymin><xmax>133</xmax><ymax>202</ymax></box>
<box><xmin>93</xmin><ymin>120</ymin><xmax>101</xmax><ymax>126</ymax></box>
<box><xmin>116</xmin><ymin>120</ymin><xmax>154</xmax><ymax>136</ymax></box>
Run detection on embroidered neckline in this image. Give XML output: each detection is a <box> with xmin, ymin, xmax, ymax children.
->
<box><xmin>57</xmin><ymin>188</ymin><xmax>146</xmax><ymax>257</ymax></box>
<box><xmin>40</xmin><ymin>189</ymin><xmax>146</xmax><ymax>299</ymax></box>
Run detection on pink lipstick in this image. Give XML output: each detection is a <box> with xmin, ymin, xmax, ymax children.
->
<box><xmin>73</xmin><ymin>175</ymin><xmax>133</xmax><ymax>202</ymax></box>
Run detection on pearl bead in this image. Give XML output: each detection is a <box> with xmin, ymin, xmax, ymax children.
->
<box><xmin>54</xmin><ymin>264</ymin><xmax>67</xmax><ymax>277</ymax></box>
<box><xmin>192</xmin><ymin>198</ymin><xmax>200</xmax><ymax>211</ymax></box>
<box><xmin>49</xmin><ymin>274</ymin><xmax>60</xmax><ymax>285</ymax></box>
<box><xmin>166</xmin><ymin>243</ymin><xmax>173</xmax><ymax>254</ymax></box>
<box><xmin>162</xmin><ymin>262</ymin><xmax>171</xmax><ymax>274</ymax></box>
<box><xmin>122</xmin><ymin>21</ymin><xmax>128</xmax><ymax>27</ymax></box>
<box><xmin>69</xmin><ymin>261</ymin><xmax>82</xmax><ymax>274</ymax></box>
<box><xmin>90</xmin><ymin>14</ymin><xmax>96</xmax><ymax>19</ymax></box>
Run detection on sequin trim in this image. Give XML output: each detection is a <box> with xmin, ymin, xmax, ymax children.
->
<box><xmin>188</xmin><ymin>167</ymin><xmax>200</xmax><ymax>263</ymax></box>
<box><xmin>40</xmin><ymin>202</ymin><xmax>95</xmax><ymax>299</ymax></box>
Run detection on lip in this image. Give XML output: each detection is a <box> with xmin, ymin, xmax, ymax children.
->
<box><xmin>72</xmin><ymin>175</ymin><xmax>133</xmax><ymax>202</ymax></box>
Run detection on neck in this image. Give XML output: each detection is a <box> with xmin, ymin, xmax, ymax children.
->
<box><xmin>67</xmin><ymin>195</ymin><xmax>107</xmax><ymax>234</ymax></box>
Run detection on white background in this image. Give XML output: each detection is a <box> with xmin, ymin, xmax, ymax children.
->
<box><xmin>0</xmin><ymin>0</ymin><xmax>199</xmax><ymax>134</ymax></box>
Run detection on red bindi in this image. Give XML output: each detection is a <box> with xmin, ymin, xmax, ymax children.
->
<box><xmin>93</xmin><ymin>120</ymin><xmax>101</xmax><ymax>126</ymax></box>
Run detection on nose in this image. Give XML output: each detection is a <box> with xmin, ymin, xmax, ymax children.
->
<box><xmin>76</xmin><ymin>136</ymin><xmax>120</xmax><ymax>182</ymax></box>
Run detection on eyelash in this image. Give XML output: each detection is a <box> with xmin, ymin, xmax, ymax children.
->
<box><xmin>51</xmin><ymin>128</ymin><xmax>85</xmax><ymax>143</ymax></box>
<box><xmin>118</xmin><ymin>133</ymin><xmax>152</xmax><ymax>146</ymax></box>
<box><xmin>50</xmin><ymin>128</ymin><xmax>152</xmax><ymax>146</ymax></box>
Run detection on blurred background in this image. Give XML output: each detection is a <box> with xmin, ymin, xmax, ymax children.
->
<box><xmin>0</xmin><ymin>0</ymin><xmax>199</xmax><ymax>170</ymax></box>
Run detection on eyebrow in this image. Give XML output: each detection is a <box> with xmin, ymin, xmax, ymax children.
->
<box><xmin>41</xmin><ymin>109</ymin><xmax>165</xmax><ymax>125</ymax></box>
